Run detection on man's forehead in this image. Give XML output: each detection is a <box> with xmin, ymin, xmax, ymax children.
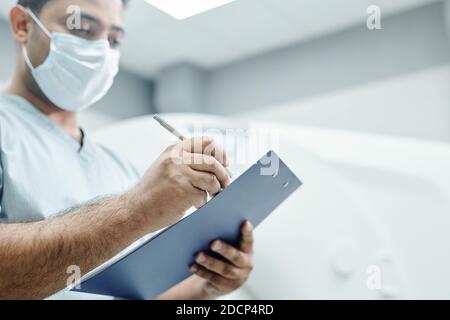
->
<box><xmin>40</xmin><ymin>0</ymin><xmax>125</xmax><ymax>29</ymax></box>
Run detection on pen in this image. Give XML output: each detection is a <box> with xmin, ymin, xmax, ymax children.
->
<box><xmin>153</xmin><ymin>115</ymin><xmax>233</xmax><ymax>178</ymax></box>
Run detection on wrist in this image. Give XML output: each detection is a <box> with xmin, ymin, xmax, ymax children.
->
<box><xmin>197</xmin><ymin>278</ymin><xmax>221</xmax><ymax>300</ymax></box>
<box><xmin>121</xmin><ymin>187</ymin><xmax>162</xmax><ymax>235</ymax></box>
<box><xmin>118</xmin><ymin>192</ymin><xmax>149</xmax><ymax>235</ymax></box>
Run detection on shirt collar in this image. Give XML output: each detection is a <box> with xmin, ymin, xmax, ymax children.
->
<box><xmin>3</xmin><ymin>94</ymin><xmax>91</xmax><ymax>154</ymax></box>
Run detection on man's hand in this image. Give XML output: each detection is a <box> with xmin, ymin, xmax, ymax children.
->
<box><xmin>190</xmin><ymin>221</ymin><xmax>255</xmax><ymax>299</ymax></box>
<box><xmin>125</xmin><ymin>136</ymin><xmax>231</xmax><ymax>233</ymax></box>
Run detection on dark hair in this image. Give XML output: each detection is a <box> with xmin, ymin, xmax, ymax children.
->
<box><xmin>17</xmin><ymin>0</ymin><xmax>129</xmax><ymax>14</ymax></box>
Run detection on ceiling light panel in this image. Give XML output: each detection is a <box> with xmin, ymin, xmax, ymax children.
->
<box><xmin>144</xmin><ymin>0</ymin><xmax>237</xmax><ymax>20</ymax></box>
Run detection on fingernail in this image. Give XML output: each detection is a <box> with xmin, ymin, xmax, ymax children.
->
<box><xmin>196</xmin><ymin>253</ymin><xmax>206</xmax><ymax>264</ymax></box>
<box><xmin>191</xmin><ymin>264</ymin><xmax>198</xmax><ymax>273</ymax></box>
<box><xmin>212</xmin><ymin>241</ymin><xmax>222</xmax><ymax>252</ymax></box>
<box><xmin>246</xmin><ymin>221</ymin><xmax>254</xmax><ymax>231</ymax></box>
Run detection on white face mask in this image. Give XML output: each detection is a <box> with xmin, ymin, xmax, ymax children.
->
<box><xmin>22</xmin><ymin>9</ymin><xmax>120</xmax><ymax>112</ymax></box>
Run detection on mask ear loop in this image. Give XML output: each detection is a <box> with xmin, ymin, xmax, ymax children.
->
<box><xmin>22</xmin><ymin>46</ymin><xmax>35</xmax><ymax>70</ymax></box>
<box><xmin>21</xmin><ymin>7</ymin><xmax>52</xmax><ymax>70</ymax></box>
<box><xmin>25</xmin><ymin>8</ymin><xmax>52</xmax><ymax>38</ymax></box>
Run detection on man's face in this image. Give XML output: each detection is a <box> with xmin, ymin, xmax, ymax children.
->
<box><xmin>24</xmin><ymin>0</ymin><xmax>125</xmax><ymax>70</ymax></box>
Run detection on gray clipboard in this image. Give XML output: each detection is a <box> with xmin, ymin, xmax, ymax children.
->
<box><xmin>74</xmin><ymin>151</ymin><xmax>302</xmax><ymax>299</ymax></box>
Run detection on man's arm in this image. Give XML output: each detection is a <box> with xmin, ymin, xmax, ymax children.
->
<box><xmin>0</xmin><ymin>196</ymin><xmax>147</xmax><ymax>300</ymax></box>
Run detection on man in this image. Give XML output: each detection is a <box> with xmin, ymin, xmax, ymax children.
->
<box><xmin>0</xmin><ymin>0</ymin><xmax>254</xmax><ymax>300</ymax></box>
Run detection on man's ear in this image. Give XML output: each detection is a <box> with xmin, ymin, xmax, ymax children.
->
<box><xmin>9</xmin><ymin>6</ymin><xmax>33</xmax><ymax>45</ymax></box>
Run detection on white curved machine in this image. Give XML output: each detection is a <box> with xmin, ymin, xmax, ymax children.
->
<box><xmin>92</xmin><ymin>114</ymin><xmax>450</xmax><ymax>299</ymax></box>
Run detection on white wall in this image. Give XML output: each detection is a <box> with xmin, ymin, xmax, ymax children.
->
<box><xmin>239</xmin><ymin>64</ymin><xmax>450</xmax><ymax>143</ymax></box>
<box><xmin>90</xmin><ymin>71</ymin><xmax>154</xmax><ymax>120</ymax></box>
<box><xmin>154</xmin><ymin>63</ymin><xmax>205</xmax><ymax>113</ymax></box>
<box><xmin>203</xmin><ymin>1</ymin><xmax>450</xmax><ymax>115</ymax></box>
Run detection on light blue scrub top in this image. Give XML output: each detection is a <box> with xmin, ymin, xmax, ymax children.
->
<box><xmin>0</xmin><ymin>94</ymin><xmax>141</xmax><ymax>299</ymax></box>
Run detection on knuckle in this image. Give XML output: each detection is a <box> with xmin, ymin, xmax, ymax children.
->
<box><xmin>197</xmin><ymin>268</ymin><xmax>206</xmax><ymax>277</ymax></box>
<box><xmin>168</xmin><ymin>172</ymin><xmax>184</xmax><ymax>184</ymax></box>
<box><xmin>214</xmin><ymin>148</ymin><xmax>225</xmax><ymax>162</ymax></box>
<box><xmin>203</xmin><ymin>257</ymin><xmax>211</xmax><ymax>267</ymax></box>
<box><xmin>164</xmin><ymin>144</ymin><xmax>175</xmax><ymax>153</ymax></box>
<box><xmin>208</xmin><ymin>175</ymin><xmax>220</xmax><ymax>191</ymax></box>
<box><xmin>207</xmin><ymin>142</ymin><xmax>218</xmax><ymax>154</ymax></box>
<box><xmin>162</xmin><ymin>155</ymin><xmax>176</xmax><ymax>167</ymax></box>
<box><xmin>210</xmin><ymin>273</ymin><xmax>219</xmax><ymax>283</ymax></box>
<box><xmin>224</xmin><ymin>264</ymin><xmax>235</xmax><ymax>277</ymax></box>
<box><xmin>235</xmin><ymin>252</ymin><xmax>244</xmax><ymax>264</ymax></box>
<box><xmin>164</xmin><ymin>144</ymin><xmax>181</xmax><ymax>158</ymax></box>
<box><xmin>211</xmin><ymin>161</ymin><xmax>223</xmax><ymax>175</ymax></box>
<box><xmin>203</xmin><ymin>136</ymin><xmax>214</xmax><ymax>144</ymax></box>
<box><xmin>203</xmin><ymin>140</ymin><xmax>216</xmax><ymax>156</ymax></box>
<box><xmin>194</xmin><ymin>190</ymin><xmax>207</xmax><ymax>207</ymax></box>
<box><xmin>221</xmin><ymin>245</ymin><xmax>230</xmax><ymax>256</ymax></box>
<box><xmin>201</xmin><ymin>155</ymin><xmax>214</xmax><ymax>166</ymax></box>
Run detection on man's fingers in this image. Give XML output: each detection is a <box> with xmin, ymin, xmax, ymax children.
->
<box><xmin>211</xmin><ymin>241</ymin><xmax>248</xmax><ymax>268</ymax></box>
<box><xmin>182</xmin><ymin>137</ymin><xmax>230</xmax><ymax>167</ymax></box>
<box><xmin>190</xmin><ymin>264</ymin><xmax>228</xmax><ymax>288</ymax></box>
<box><xmin>182</xmin><ymin>136</ymin><xmax>213</xmax><ymax>154</ymax></box>
<box><xmin>188</xmin><ymin>186</ymin><xmax>208</xmax><ymax>209</ymax></box>
<box><xmin>188</xmin><ymin>169</ymin><xmax>222</xmax><ymax>197</ymax></box>
<box><xmin>195</xmin><ymin>253</ymin><xmax>241</xmax><ymax>280</ymax></box>
<box><xmin>240</xmin><ymin>221</ymin><xmax>254</xmax><ymax>254</ymax></box>
<box><xmin>185</xmin><ymin>152</ymin><xmax>231</xmax><ymax>188</ymax></box>
<box><xmin>205</xmin><ymin>139</ymin><xmax>230</xmax><ymax>167</ymax></box>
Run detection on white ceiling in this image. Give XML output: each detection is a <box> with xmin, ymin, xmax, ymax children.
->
<box><xmin>0</xmin><ymin>0</ymin><xmax>440</xmax><ymax>78</ymax></box>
